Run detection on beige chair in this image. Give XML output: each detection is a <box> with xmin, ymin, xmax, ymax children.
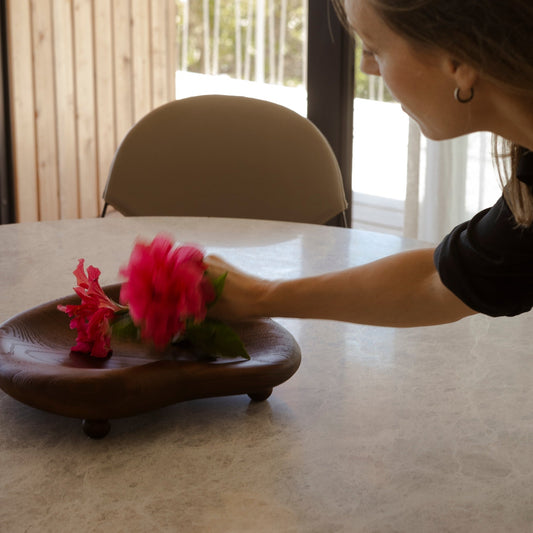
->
<box><xmin>101</xmin><ymin>95</ymin><xmax>348</xmax><ymax>225</ymax></box>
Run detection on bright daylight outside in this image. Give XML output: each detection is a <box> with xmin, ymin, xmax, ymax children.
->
<box><xmin>174</xmin><ymin>0</ymin><xmax>500</xmax><ymax>237</ymax></box>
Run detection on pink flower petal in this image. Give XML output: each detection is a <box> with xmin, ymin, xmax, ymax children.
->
<box><xmin>58</xmin><ymin>259</ymin><xmax>121</xmax><ymax>358</ymax></box>
<box><xmin>119</xmin><ymin>234</ymin><xmax>215</xmax><ymax>348</ymax></box>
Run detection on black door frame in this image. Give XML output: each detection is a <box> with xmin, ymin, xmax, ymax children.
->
<box><xmin>0</xmin><ymin>0</ymin><xmax>14</xmax><ymax>224</ymax></box>
<box><xmin>307</xmin><ymin>0</ymin><xmax>355</xmax><ymax>227</ymax></box>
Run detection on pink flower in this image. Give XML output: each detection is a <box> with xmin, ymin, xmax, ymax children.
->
<box><xmin>119</xmin><ymin>234</ymin><xmax>215</xmax><ymax>348</ymax></box>
<box><xmin>58</xmin><ymin>259</ymin><xmax>123</xmax><ymax>358</ymax></box>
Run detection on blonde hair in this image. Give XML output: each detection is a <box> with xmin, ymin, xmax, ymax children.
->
<box><xmin>333</xmin><ymin>0</ymin><xmax>533</xmax><ymax>226</ymax></box>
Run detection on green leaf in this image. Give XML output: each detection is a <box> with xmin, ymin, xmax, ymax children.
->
<box><xmin>111</xmin><ymin>313</ymin><xmax>140</xmax><ymax>340</ymax></box>
<box><xmin>184</xmin><ymin>319</ymin><xmax>250</xmax><ymax>360</ymax></box>
<box><xmin>210</xmin><ymin>272</ymin><xmax>227</xmax><ymax>304</ymax></box>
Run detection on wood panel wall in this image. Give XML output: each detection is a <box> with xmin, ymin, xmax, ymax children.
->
<box><xmin>7</xmin><ymin>0</ymin><xmax>176</xmax><ymax>222</ymax></box>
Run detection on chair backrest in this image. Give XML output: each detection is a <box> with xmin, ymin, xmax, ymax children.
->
<box><xmin>102</xmin><ymin>95</ymin><xmax>348</xmax><ymax>225</ymax></box>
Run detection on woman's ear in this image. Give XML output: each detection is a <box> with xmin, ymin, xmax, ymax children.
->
<box><xmin>444</xmin><ymin>57</ymin><xmax>479</xmax><ymax>91</ymax></box>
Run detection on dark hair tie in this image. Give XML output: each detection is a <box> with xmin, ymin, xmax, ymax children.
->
<box><xmin>517</xmin><ymin>148</ymin><xmax>533</xmax><ymax>186</ymax></box>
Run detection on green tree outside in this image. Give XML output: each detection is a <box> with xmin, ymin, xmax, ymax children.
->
<box><xmin>175</xmin><ymin>0</ymin><xmax>395</xmax><ymax>101</ymax></box>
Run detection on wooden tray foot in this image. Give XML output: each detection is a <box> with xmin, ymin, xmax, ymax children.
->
<box><xmin>82</xmin><ymin>419</ymin><xmax>111</xmax><ymax>439</ymax></box>
<box><xmin>247</xmin><ymin>388</ymin><xmax>273</xmax><ymax>402</ymax></box>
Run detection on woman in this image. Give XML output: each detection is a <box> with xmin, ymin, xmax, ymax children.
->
<box><xmin>207</xmin><ymin>0</ymin><xmax>533</xmax><ymax>327</ymax></box>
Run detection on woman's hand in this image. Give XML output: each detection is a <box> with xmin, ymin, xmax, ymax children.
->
<box><xmin>205</xmin><ymin>254</ymin><xmax>271</xmax><ymax>321</ymax></box>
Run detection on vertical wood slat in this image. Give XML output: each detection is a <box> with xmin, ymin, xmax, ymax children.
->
<box><xmin>53</xmin><ymin>0</ymin><xmax>79</xmax><ymax>219</ymax></box>
<box><xmin>166</xmin><ymin>0</ymin><xmax>176</xmax><ymax>100</ymax></box>
<box><xmin>150</xmin><ymin>0</ymin><xmax>167</xmax><ymax>109</ymax></box>
<box><xmin>31</xmin><ymin>0</ymin><xmax>60</xmax><ymax>220</ymax></box>
<box><xmin>7</xmin><ymin>0</ymin><xmax>176</xmax><ymax>222</ymax></box>
<box><xmin>6</xmin><ymin>0</ymin><xmax>38</xmax><ymax>222</ymax></box>
<box><xmin>132</xmin><ymin>0</ymin><xmax>151</xmax><ymax>122</ymax></box>
<box><xmin>73</xmin><ymin>0</ymin><xmax>98</xmax><ymax>218</ymax></box>
<box><xmin>113</xmin><ymin>0</ymin><xmax>134</xmax><ymax>147</ymax></box>
<box><xmin>94</xmin><ymin>0</ymin><xmax>115</xmax><ymax>211</ymax></box>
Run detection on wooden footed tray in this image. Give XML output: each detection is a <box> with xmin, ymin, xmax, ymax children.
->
<box><xmin>0</xmin><ymin>285</ymin><xmax>301</xmax><ymax>438</ymax></box>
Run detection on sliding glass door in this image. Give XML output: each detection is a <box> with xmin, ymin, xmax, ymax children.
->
<box><xmin>175</xmin><ymin>0</ymin><xmax>308</xmax><ymax>114</ymax></box>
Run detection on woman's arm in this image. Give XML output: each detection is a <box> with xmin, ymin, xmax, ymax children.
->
<box><xmin>206</xmin><ymin>248</ymin><xmax>477</xmax><ymax>327</ymax></box>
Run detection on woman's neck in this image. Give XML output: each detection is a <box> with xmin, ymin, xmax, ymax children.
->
<box><xmin>487</xmin><ymin>88</ymin><xmax>533</xmax><ymax>149</ymax></box>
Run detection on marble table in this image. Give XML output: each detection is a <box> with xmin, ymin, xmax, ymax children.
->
<box><xmin>0</xmin><ymin>216</ymin><xmax>532</xmax><ymax>532</ymax></box>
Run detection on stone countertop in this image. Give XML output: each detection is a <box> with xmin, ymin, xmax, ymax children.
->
<box><xmin>0</xmin><ymin>217</ymin><xmax>532</xmax><ymax>533</ymax></box>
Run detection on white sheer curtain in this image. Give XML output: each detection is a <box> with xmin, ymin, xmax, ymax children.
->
<box><xmin>403</xmin><ymin>127</ymin><xmax>501</xmax><ymax>244</ymax></box>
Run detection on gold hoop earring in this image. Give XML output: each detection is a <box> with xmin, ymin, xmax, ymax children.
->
<box><xmin>454</xmin><ymin>87</ymin><xmax>474</xmax><ymax>104</ymax></box>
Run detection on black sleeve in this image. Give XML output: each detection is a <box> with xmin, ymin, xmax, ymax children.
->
<box><xmin>434</xmin><ymin>195</ymin><xmax>533</xmax><ymax>317</ymax></box>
